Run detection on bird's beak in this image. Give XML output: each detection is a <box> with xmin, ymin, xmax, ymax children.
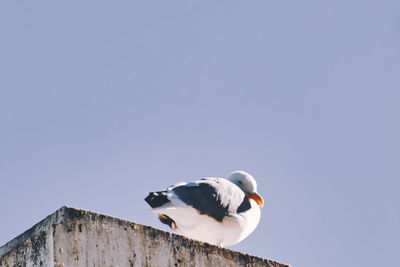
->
<box><xmin>248</xmin><ymin>192</ymin><xmax>264</xmax><ymax>207</ymax></box>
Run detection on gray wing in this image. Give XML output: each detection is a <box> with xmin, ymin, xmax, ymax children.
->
<box><xmin>172</xmin><ymin>178</ymin><xmax>251</xmax><ymax>222</ymax></box>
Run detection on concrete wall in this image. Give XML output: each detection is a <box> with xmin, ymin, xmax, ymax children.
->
<box><xmin>0</xmin><ymin>207</ymin><xmax>288</xmax><ymax>267</ymax></box>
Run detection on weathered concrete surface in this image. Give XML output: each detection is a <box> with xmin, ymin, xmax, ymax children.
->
<box><xmin>0</xmin><ymin>207</ymin><xmax>289</xmax><ymax>267</ymax></box>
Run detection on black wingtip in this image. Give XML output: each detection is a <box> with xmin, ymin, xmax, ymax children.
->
<box><xmin>144</xmin><ymin>191</ymin><xmax>170</xmax><ymax>208</ymax></box>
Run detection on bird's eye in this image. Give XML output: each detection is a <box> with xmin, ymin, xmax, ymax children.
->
<box><xmin>238</xmin><ymin>181</ymin><xmax>243</xmax><ymax>184</ymax></box>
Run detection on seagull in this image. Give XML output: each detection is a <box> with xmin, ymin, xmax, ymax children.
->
<box><xmin>144</xmin><ymin>171</ymin><xmax>263</xmax><ymax>247</ymax></box>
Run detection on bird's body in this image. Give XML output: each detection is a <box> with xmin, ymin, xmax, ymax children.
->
<box><xmin>145</xmin><ymin>171</ymin><xmax>263</xmax><ymax>247</ymax></box>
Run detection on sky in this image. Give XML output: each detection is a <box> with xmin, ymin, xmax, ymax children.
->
<box><xmin>0</xmin><ymin>1</ymin><xmax>399</xmax><ymax>266</ymax></box>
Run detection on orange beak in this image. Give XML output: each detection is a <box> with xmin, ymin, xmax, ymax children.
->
<box><xmin>248</xmin><ymin>192</ymin><xmax>264</xmax><ymax>207</ymax></box>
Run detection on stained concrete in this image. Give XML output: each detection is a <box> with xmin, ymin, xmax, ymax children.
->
<box><xmin>0</xmin><ymin>207</ymin><xmax>289</xmax><ymax>267</ymax></box>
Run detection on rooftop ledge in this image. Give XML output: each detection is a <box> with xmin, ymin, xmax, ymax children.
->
<box><xmin>0</xmin><ymin>206</ymin><xmax>289</xmax><ymax>267</ymax></box>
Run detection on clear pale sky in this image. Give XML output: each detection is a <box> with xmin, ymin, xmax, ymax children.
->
<box><xmin>1</xmin><ymin>1</ymin><xmax>399</xmax><ymax>266</ymax></box>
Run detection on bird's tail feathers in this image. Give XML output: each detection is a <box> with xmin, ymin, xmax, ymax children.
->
<box><xmin>144</xmin><ymin>191</ymin><xmax>170</xmax><ymax>208</ymax></box>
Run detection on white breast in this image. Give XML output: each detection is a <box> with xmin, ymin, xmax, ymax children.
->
<box><xmin>158</xmin><ymin>198</ymin><xmax>261</xmax><ymax>247</ymax></box>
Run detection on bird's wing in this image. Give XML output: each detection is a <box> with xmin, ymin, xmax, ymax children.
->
<box><xmin>169</xmin><ymin>177</ymin><xmax>252</xmax><ymax>222</ymax></box>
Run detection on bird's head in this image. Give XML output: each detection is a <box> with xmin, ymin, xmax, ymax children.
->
<box><xmin>227</xmin><ymin>171</ymin><xmax>264</xmax><ymax>207</ymax></box>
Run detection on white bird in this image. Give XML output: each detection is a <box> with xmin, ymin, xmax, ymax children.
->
<box><xmin>144</xmin><ymin>171</ymin><xmax>264</xmax><ymax>247</ymax></box>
